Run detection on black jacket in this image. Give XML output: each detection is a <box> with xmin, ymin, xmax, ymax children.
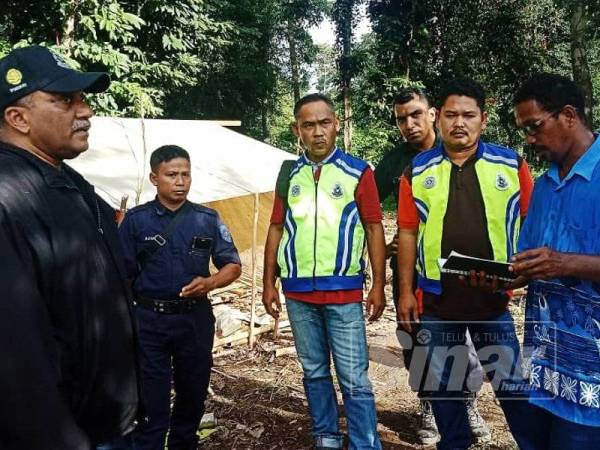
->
<box><xmin>0</xmin><ymin>142</ymin><xmax>140</xmax><ymax>449</ymax></box>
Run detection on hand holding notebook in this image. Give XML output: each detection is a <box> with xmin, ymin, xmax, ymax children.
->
<box><xmin>437</xmin><ymin>251</ymin><xmax>517</xmax><ymax>282</ymax></box>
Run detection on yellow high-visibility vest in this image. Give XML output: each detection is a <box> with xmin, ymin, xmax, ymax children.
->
<box><xmin>278</xmin><ymin>148</ymin><xmax>369</xmax><ymax>292</ymax></box>
<box><xmin>411</xmin><ymin>142</ymin><xmax>521</xmax><ymax>294</ymax></box>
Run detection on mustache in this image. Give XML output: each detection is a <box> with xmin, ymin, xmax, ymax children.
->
<box><xmin>72</xmin><ymin>120</ymin><xmax>91</xmax><ymax>132</ymax></box>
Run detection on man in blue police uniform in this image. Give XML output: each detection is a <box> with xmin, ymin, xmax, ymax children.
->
<box><xmin>119</xmin><ymin>145</ymin><xmax>241</xmax><ymax>450</ymax></box>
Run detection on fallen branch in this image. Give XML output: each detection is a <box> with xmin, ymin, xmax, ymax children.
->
<box><xmin>211</xmin><ymin>367</ymin><xmax>236</xmax><ymax>380</ymax></box>
<box><xmin>274</xmin><ymin>346</ymin><xmax>296</xmax><ymax>357</ymax></box>
<box><xmin>212</xmin><ymin>320</ymin><xmax>290</xmax><ymax>350</ymax></box>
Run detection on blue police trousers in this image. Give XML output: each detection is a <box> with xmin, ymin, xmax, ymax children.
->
<box><xmin>134</xmin><ymin>302</ymin><xmax>215</xmax><ymax>450</ymax></box>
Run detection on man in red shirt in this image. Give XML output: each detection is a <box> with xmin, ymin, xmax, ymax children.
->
<box><xmin>263</xmin><ymin>93</ymin><xmax>385</xmax><ymax>450</ymax></box>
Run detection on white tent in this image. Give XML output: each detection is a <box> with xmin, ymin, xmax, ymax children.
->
<box><xmin>71</xmin><ymin>116</ymin><xmax>294</xmax><ymax>207</ymax></box>
<box><xmin>69</xmin><ymin>116</ymin><xmax>296</xmax><ymax>252</ymax></box>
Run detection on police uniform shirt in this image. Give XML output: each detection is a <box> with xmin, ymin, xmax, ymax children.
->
<box><xmin>119</xmin><ymin>199</ymin><xmax>241</xmax><ymax>299</ymax></box>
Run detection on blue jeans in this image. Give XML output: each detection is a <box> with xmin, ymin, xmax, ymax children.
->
<box><xmin>95</xmin><ymin>433</ymin><xmax>136</xmax><ymax>450</ymax></box>
<box><xmin>286</xmin><ymin>299</ymin><xmax>382</xmax><ymax>450</ymax></box>
<box><xmin>417</xmin><ymin>311</ymin><xmax>539</xmax><ymax>450</ymax></box>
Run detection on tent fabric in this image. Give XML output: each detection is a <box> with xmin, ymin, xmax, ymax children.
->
<box><xmin>205</xmin><ymin>192</ymin><xmax>275</xmax><ymax>253</ymax></box>
<box><xmin>69</xmin><ymin>117</ymin><xmax>296</xmax><ymax>208</ymax></box>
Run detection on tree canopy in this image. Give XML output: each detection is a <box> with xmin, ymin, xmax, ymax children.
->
<box><xmin>2</xmin><ymin>0</ymin><xmax>600</xmax><ymax>169</ymax></box>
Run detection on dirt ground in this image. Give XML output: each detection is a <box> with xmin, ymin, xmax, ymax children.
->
<box><xmin>201</xmin><ymin>215</ymin><xmax>523</xmax><ymax>449</ymax></box>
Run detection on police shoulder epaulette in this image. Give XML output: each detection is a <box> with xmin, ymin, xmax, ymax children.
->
<box><xmin>125</xmin><ymin>202</ymin><xmax>154</xmax><ymax>217</ymax></box>
<box><xmin>190</xmin><ymin>203</ymin><xmax>218</xmax><ymax>216</ymax></box>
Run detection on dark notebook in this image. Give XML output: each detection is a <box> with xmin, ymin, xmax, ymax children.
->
<box><xmin>437</xmin><ymin>251</ymin><xmax>516</xmax><ymax>282</ymax></box>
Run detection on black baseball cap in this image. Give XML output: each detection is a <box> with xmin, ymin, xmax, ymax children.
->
<box><xmin>0</xmin><ymin>45</ymin><xmax>110</xmax><ymax>110</ymax></box>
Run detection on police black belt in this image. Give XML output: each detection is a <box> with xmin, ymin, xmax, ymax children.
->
<box><xmin>135</xmin><ymin>296</ymin><xmax>207</xmax><ymax>314</ymax></box>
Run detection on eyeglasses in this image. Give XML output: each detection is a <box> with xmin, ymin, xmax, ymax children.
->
<box><xmin>517</xmin><ymin>109</ymin><xmax>561</xmax><ymax>137</ymax></box>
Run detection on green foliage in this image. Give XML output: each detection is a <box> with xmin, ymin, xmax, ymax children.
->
<box><xmin>164</xmin><ymin>0</ymin><xmax>328</xmax><ymax>150</ymax></box>
<box><xmin>351</xmin><ymin>34</ymin><xmax>427</xmax><ymax>162</ymax></box>
<box><xmin>312</xmin><ymin>44</ymin><xmax>338</xmax><ymax>96</ymax></box>
<box><xmin>352</xmin><ymin>0</ymin><xmax>579</xmax><ymax>170</ymax></box>
<box><xmin>4</xmin><ymin>0</ymin><xmax>595</xmax><ymax>170</ymax></box>
<box><xmin>265</xmin><ymin>84</ymin><xmax>300</xmax><ymax>154</ymax></box>
<box><xmin>0</xmin><ymin>0</ymin><xmax>233</xmax><ymax>117</ymax></box>
<box><xmin>278</xmin><ymin>0</ymin><xmax>330</xmax><ymax>87</ymax></box>
<box><xmin>164</xmin><ymin>0</ymin><xmax>281</xmax><ymax>137</ymax></box>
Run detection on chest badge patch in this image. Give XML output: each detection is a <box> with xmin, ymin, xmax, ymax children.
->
<box><xmin>330</xmin><ymin>183</ymin><xmax>344</xmax><ymax>199</ymax></box>
<box><xmin>496</xmin><ymin>173</ymin><xmax>509</xmax><ymax>190</ymax></box>
<box><xmin>290</xmin><ymin>184</ymin><xmax>301</xmax><ymax>197</ymax></box>
<box><xmin>423</xmin><ymin>176</ymin><xmax>436</xmax><ymax>189</ymax></box>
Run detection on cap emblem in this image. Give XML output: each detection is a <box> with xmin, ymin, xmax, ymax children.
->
<box><xmin>51</xmin><ymin>51</ymin><xmax>72</xmax><ymax>69</ymax></box>
<box><xmin>5</xmin><ymin>69</ymin><xmax>22</xmax><ymax>85</ymax></box>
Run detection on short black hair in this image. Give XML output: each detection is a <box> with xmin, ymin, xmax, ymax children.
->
<box><xmin>293</xmin><ymin>93</ymin><xmax>335</xmax><ymax>119</ymax></box>
<box><xmin>393</xmin><ymin>87</ymin><xmax>431</xmax><ymax>108</ymax></box>
<box><xmin>150</xmin><ymin>145</ymin><xmax>190</xmax><ymax>171</ymax></box>
<box><xmin>513</xmin><ymin>73</ymin><xmax>588</xmax><ymax>125</ymax></box>
<box><xmin>438</xmin><ymin>77</ymin><xmax>486</xmax><ymax>112</ymax></box>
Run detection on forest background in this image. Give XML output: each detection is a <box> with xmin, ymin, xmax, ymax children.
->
<box><xmin>2</xmin><ymin>0</ymin><xmax>599</xmax><ymax>192</ymax></box>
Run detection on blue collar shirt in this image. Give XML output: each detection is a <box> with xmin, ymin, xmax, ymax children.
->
<box><xmin>519</xmin><ymin>134</ymin><xmax>600</xmax><ymax>426</ymax></box>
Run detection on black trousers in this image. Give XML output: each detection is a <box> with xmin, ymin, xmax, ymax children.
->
<box><xmin>134</xmin><ymin>302</ymin><xmax>215</xmax><ymax>450</ymax></box>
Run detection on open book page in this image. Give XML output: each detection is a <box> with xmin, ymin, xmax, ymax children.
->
<box><xmin>437</xmin><ymin>251</ymin><xmax>516</xmax><ymax>281</ymax></box>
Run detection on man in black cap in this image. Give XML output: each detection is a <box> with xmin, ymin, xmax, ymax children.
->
<box><xmin>0</xmin><ymin>46</ymin><xmax>141</xmax><ymax>449</ymax></box>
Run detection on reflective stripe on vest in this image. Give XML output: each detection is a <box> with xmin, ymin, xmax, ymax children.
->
<box><xmin>277</xmin><ymin>149</ymin><xmax>367</xmax><ymax>292</ymax></box>
<box><xmin>411</xmin><ymin>142</ymin><xmax>521</xmax><ymax>294</ymax></box>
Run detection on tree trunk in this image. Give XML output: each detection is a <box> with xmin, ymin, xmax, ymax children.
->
<box><xmin>404</xmin><ymin>0</ymin><xmax>418</xmax><ymax>79</ymax></box>
<box><xmin>61</xmin><ymin>0</ymin><xmax>81</xmax><ymax>56</ymax></box>
<box><xmin>261</xmin><ymin>100</ymin><xmax>269</xmax><ymax>141</ymax></box>
<box><xmin>334</xmin><ymin>0</ymin><xmax>354</xmax><ymax>153</ymax></box>
<box><xmin>570</xmin><ymin>3</ymin><xmax>594</xmax><ymax>127</ymax></box>
<box><xmin>287</xmin><ymin>22</ymin><xmax>301</xmax><ymax>105</ymax></box>
<box><xmin>343</xmin><ymin>83</ymin><xmax>352</xmax><ymax>154</ymax></box>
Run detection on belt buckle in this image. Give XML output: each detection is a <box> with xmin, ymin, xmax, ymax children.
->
<box><xmin>155</xmin><ymin>300</ymin><xmax>167</xmax><ymax>314</ymax></box>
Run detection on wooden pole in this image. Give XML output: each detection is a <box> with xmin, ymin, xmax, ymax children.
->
<box><xmin>116</xmin><ymin>194</ymin><xmax>129</xmax><ymax>225</ymax></box>
<box><xmin>249</xmin><ymin>192</ymin><xmax>260</xmax><ymax>348</ymax></box>
<box><xmin>273</xmin><ymin>279</ymin><xmax>282</xmax><ymax>339</ymax></box>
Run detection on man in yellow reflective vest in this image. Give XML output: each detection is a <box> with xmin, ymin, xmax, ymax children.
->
<box><xmin>263</xmin><ymin>93</ymin><xmax>386</xmax><ymax>450</ymax></box>
<box><xmin>375</xmin><ymin>86</ymin><xmax>489</xmax><ymax>445</ymax></box>
<box><xmin>396</xmin><ymin>78</ymin><xmax>536</xmax><ymax>449</ymax></box>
